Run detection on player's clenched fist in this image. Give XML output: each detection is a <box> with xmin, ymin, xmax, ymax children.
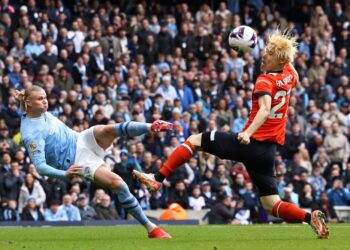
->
<box><xmin>237</xmin><ymin>132</ymin><xmax>250</xmax><ymax>145</ymax></box>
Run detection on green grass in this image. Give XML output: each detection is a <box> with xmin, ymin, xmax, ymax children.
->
<box><xmin>0</xmin><ymin>224</ymin><xmax>348</xmax><ymax>250</ymax></box>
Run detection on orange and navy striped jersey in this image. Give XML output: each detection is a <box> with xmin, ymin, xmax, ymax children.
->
<box><xmin>242</xmin><ymin>64</ymin><xmax>298</xmax><ymax>145</ymax></box>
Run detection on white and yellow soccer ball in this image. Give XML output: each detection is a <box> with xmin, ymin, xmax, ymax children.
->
<box><xmin>228</xmin><ymin>25</ymin><xmax>257</xmax><ymax>52</ymax></box>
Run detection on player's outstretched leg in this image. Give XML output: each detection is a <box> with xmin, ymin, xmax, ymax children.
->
<box><xmin>93</xmin><ymin>120</ymin><xmax>173</xmax><ymax>150</ymax></box>
<box><xmin>115</xmin><ymin>120</ymin><xmax>173</xmax><ymax>137</ymax></box>
<box><xmin>94</xmin><ymin>166</ymin><xmax>171</xmax><ymax>239</ymax></box>
<box><xmin>262</xmin><ymin>196</ymin><xmax>329</xmax><ymax>239</ymax></box>
<box><xmin>133</xmin><ymin>134</ymin><xmax>202</xmax><ymax>191</ymax></box>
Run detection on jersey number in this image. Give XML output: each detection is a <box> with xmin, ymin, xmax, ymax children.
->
<box><xmin>268</xmin><ymin>89</ymin><xmax>291</xmax><ymax>119</ymax></box>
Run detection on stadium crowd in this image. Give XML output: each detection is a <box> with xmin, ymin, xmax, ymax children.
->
<box><xmin>0</xmin><ymin>0</ymin><xmax>350</xmax><ymax>224</ymax></box>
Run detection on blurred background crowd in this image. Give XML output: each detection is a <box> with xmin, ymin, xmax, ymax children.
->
<box><xmin>0</xmin><ymin>0</ymin><xmax>350</xmax><ymax>224</ymax></box>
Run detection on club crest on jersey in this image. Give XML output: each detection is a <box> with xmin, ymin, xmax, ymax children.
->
<box><xmin>29</xmin><ymin>142</ymin><xmax>37</xmax><ymax>150</ymax></box>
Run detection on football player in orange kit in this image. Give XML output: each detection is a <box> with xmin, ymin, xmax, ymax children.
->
<box><xmin>134</xmin><ymin>31</ymin><xmax>329</xmax><ymax>239</ymax></box>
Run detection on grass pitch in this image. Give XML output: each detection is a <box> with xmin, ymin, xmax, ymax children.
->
<box><xmin>0</xmin><ymin>224</ymin><xmax>348</xmax><ymax>250</ymax></box>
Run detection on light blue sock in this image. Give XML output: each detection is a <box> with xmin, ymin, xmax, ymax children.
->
<box><xmin>114</xmin><ymin>122</ymin><xmax>149</xmax><ymax>138</ymax></box>
<box><xmin>116</xmin><ymin>184</ymin><xmax>155</xmax><ymax>231</ymax></box>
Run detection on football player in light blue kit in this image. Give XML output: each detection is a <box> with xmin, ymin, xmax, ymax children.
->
<box><xmin>18</xmin><ymin>85</ymin><xmax>172</xmax><ymax>238</ymax></box>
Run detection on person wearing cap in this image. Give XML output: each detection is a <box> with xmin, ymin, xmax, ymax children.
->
<box><xmin>76</xmin><ymin>194</ymin><xmax>97</xmax><ymax>221</ymax></box>
<box><xmin>16</xmin><ymin>85</ymin><xmax>172</xmax><ymax>238</ymax></box>
<box><xmin>44</xmin><ymin>200</ymin><xmax>68</xmax><ymax>221</ymax></box>
<box><xmin>20</xmin><ymin>195</ymin><xmax>44</xmax><ymax>221</ymax></box>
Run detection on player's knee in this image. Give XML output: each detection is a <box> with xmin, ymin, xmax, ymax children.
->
<box><xmin>187</xmin><ymin>134</ymin><xmax>202</xmax><ymax>148</ymax></box>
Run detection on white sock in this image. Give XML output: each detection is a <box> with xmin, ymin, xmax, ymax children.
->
<box><xmin>145</xmin><ymin>222</ymin><xmax>157</xmax><ymax>233</ymax></box>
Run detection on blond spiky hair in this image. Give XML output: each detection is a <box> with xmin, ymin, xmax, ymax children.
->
<box><xmin>267</xmin><ymin>29</ymin><xmax>298</xmax><ymax>63</ymax></box>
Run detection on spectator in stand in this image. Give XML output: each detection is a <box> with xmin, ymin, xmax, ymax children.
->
<box><xmin>189</xmin><ymin>185</ymin><xmax>206</xmax><ymax>211</ymax></box>
<box><xmin>21</xmin><ymin>195</ymin><xmax>44</xmax><ymax>221</ymax></box>
<box><xmin>307</xmin><ymin>54</ymin><xmax>327</xmax><ymax>85</ymax></box>
<box><xmin>3</xmin><ymin>161</ymin><xmax>24</xmax><ymax>201</ymax></box>
<box><xmin>99</xmin><ymin>25</ymin><xmax>121</xmax><ymax>68</ymax></box>
<box><xmin>156</xmin><ymin>75</ymin><xmax>178</xmax><ymax>101</ymax></box>
<box><xmin>282</xmin><ymin>123</ymin><xmax>305</xmax><ymax>161</ymax></box>
<box><xmin>208</xmin><ymin>193</ymin><xmax>234</xmax><ymax>224</ymax></box>
<box><xmin>232</xmin><ymin>199</ymin><xmax>250</xmax><ymax>225</ymax></box>
<box><xmin>0</xmin><ymin>125</ymin><xmax>18</xmax><ymax>153</ymax></box>
<box><xmin>299</xmin><ymin>183</ymin><xmax>317</xmax><ymax>208</ymax></box>
<box><xmin>241</xmin><ymin>182</ymin><xmax>259</xmax><ymax>222</ymax></box>
<box><xmin>44</xmin><ymin>200</ymin><xmax>68</xmax><ymax>221</ymax></box>
<box><xmin>137</xmin><ymin>183</ymin><xmax>151</xmax><ymax>210</ymax></box>
<box><xmin>232</xmin><ymin>107</ymin><xmax>248</xmax><ymax>133</ymax></box>
<box><xmin>175</xmin><ymin>77</ymin><xmax>194</xmax><ymax>111</ymax></box>
<box><xmin>55</xmin><ymin>67</ymin><xmax>74</xmax><ymax>92</ymax></box>
<box><xmin>327</xmin><ymin>179</ymin><xmax>350</xmax><ymax>206</ymax></box>
<box><xmin>324</xmin><ymin>121</ymin><xmax>349</xmax><ymax>166</ymax></box>
<box><xmin>201</xmin><ymin>181</ymin><xmax>216</xmax><ymax>209</ymax></box>
<box><xmin>76</xmin><ymin>194</ymin><xmax>97</xmax><ymax>221</ymax></box>
<box><xmin>281</xmin><ymin>183</ymin><xmax>299</xmax><ymax>207</ymax></box>
<box><xmin>308</xmin><ymin>166</ymin><xmax>327</xmax><ymax>199</ymax></box>
<box><xmin>310</xmin><ymin>5</ymin><xmax>330</xmax><ymax>37</ymax></box>
<box><xmin>232</xmin><ymin>172</ymin><xmax>246</xmax><ymax>196</ymax></box>
<box><xmin>312</xmin><ymin>191</ymin><xmax>339</xmax><ymax>223</ymax></box>
<box><xmin>37</xmin><ymin>41</ymin><xmax>58</xmax><ymax>73</ymax></box>
<box><xmin>216</xmin><ymin>164</ymin><xmax>234</xmax><ymax>187</ymax></box>
<box><xmin>94</xmin><ymin>194</ymin><xmax>119</xmax><ymax>220</ymax></box>
<box><xmin>18</xmin><ymin>173</ymin><xmax>46</xmax><ymax>213</ymax></box>
<box><xmin>0</xmin><ymin>199</ymin><xmax>19</xmax><ymax>221</ymax></box>
<box><xmin>168</xmin><ymin>181</ymin><xmax>189</xmax><ymax>209</ymax></box>
<box><xmin>58</xmin><ymin>194</ymin><xmax>81</xmax><ymax>221</ymax></box>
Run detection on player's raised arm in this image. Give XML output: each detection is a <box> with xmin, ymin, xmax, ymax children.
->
<box><xmin>238</xmin><ymin>94</ymin><xmax>272</xmax><ymax>144</ymax></box>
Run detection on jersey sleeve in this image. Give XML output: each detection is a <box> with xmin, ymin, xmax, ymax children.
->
<box><xmin>23</xmin><ymin>134</ymin><xmax>67</xmax><ymax>179</ymax></box>
<box><xmin>254</xmin><ymin>76</ymin><xmax>273</xmax><ymax>96</ymax></box>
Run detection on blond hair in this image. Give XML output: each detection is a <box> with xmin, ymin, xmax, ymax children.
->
<box><xmin>17</xmin><ymin>85</ymin><xmax>44</xmax><ymax>113</ymax></box>
<box><xmin>267</xmin><ymin>29</ymin><xmax>298</xmax><ymax>64</ymax></box>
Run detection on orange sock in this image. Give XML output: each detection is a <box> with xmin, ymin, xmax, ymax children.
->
<box><xmin>272</xmin><ymin>201</ymin><xmax>309</xmax><ymax>223</ymax></box>
<box><xmin>158</xmin><ymin>141</ymin><xmax>195</xmax><ymax>178</ymax></box>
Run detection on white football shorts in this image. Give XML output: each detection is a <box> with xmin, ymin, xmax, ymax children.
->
<box><xmin>74</xmin><ymin>127</ymin><xmax>111</xmax><ymax>180</ymax></box>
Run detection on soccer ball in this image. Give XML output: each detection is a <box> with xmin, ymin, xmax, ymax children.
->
<box><xmin>228</xmin><ymin>25</ymin><xmax>257</xmax><ymax>52</ymax></box>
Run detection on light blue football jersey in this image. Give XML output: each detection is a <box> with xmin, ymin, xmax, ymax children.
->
<box><xmin>21</xmin><ymin>112</ymin><xmax>79</xmax><ymax>178</ymax></box>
